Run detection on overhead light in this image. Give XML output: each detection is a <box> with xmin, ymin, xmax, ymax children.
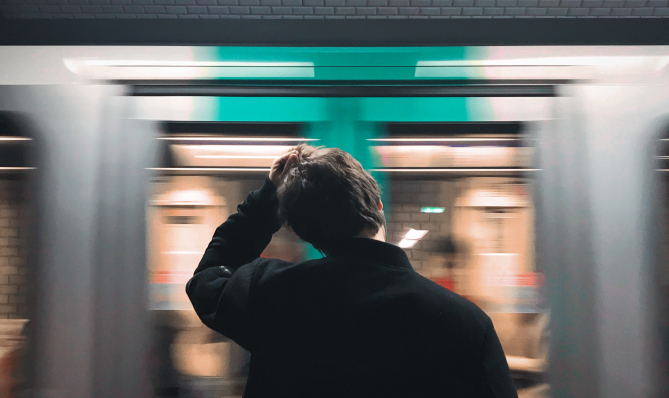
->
<box><xmin>398</xmin><ymin>239</ymin><xmax>418</xmax><ymax>249</ymax></box>
<box><xmin>373</xmin><ymin>168</ymin><xmax>540</xmax><ymax>172</ymax></box>
<box><xmin>172</xmin><ymin>144</ymin><xmax>291</xmax><ymax>167</ymax></box>
<box><xmin>65</xmin><ymin>60</ymin><xmax>316</xmax><ymax>79</ymax></box>
<box><xmin>0</xmin><ymin>137</ymin><xmax>31</xmax><ymax>141</ymax></box>
<box><xmin>416</xmin><ymin>56</ymin><xmax>655</xmax><ymax>67</ymax></box>
<box><xmin>148</xmin><ymin>167</ymin><xmax>270</xmax><ymax>172</ymax></box>
<box><xmin>158</xmin><ymin>137</ymin><xmax>319</xmax><ymax>142</ymax></box>
<box><xmin>405</xmin><ymin>229</ymin><xmax>428</xmax><ymax>240</ymax></box>
<box><xmin>367</xmin><ymin>138</ymin><xmax>518</xmax><ymax>142</ymax></box>
<box><xmin>398</xmin><ymin>229</ymin><xmax>429</xmax><ymax>249</ymax></box>
<box><xmin>415</xmin><ymin>55</ymin><xmax>669</xmax><ymax>79</ymax></box>
<box><xmin>194</xmin><ymin>155</ymin><xmax>278</xmax><ymax>159</ymax></box>
<box><xmin>421</xmin><ymin>207</ymin><xmax>444</xmax><ymax>213</ymax></box>
<box><xmin>82</xmin><ymin>61</ymin><xmax>315</xmax><ymax>68</ymax></box>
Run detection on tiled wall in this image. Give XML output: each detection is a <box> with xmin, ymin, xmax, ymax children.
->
<box><xmin>387</xmin><ymin>179</ymin><xmax>462</xmax><ymax>271</ymax></box>
<box><xmin>0</xmin><ymin>179</ymin><xmax>29</xmax><ymax>320</ymax></box>
<box><xmin>1</xmin><ymin>0</ymin><xmax>668</xmax><ymax>18</ymax></box>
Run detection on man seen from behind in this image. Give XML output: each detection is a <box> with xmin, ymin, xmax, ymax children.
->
<box><xmin>186</xmin><ymin>145</ymin><xmax>518</xmax><ymax>398</ymax></box>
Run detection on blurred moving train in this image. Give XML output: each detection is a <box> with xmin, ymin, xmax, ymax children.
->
<box><xmin>0</xmin><ymin>45</ymin><xmax>668</xmax><ymax>398</ymax></box>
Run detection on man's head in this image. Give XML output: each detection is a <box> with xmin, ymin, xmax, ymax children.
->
<box><xmin>274</xmin><ymin>145</ymin><xmax>385</xmax><ymax>254</ymax></box>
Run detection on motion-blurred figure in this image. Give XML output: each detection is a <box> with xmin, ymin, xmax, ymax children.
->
<box><xmin>0</xmin><ymin>319</ymin><xmax>28</xmax><ymax>398</ymax></box>
<box><xmin>150</xmin><ymin>311</ymin><xmax>185</xmax><ymax>398</ymax></box>
<box><xmin>186</xmin><ymin>145</ymin><xmax>518</xmax><ymax>398</ymax></box>
<box><xmin>425</xmin><ymin>236</ymin><xmax>460</xmax><ymax>293</ymax></box>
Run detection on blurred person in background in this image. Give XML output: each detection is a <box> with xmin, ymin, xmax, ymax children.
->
<box><xmin>150</xmin><ymin>311</ymin><xmax>193</xmax><ymax>398</ymax></box>
<box><xmin>425</xmin><ymin>236</ymin><xmax>460</xmax><ymax>293</ymax></box>
<box><xmin>186</xmin><ymin>145</ymin><xmax>517</xmax><ymax>398</ymax></box>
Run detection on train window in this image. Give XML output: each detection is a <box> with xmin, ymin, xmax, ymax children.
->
<box><xmin>146</xmin><ymin>121</ymin><xmax>547</xmax><ymax>398</ymax></box>
<box><xmin>0</xmin><ymin>114</ymin><xmax>34</xmax><ymax>398</ymax></box>
<box><xmin>376</xmin><ymin>124</ymin><xmax>548</xmax><ymax>397</ymax></box>
<box><xmin>147</xmin><ymin>129</ymin><xmax>307</xmax><ymax>397</ymax></box>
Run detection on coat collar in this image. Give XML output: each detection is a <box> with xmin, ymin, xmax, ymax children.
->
<box><xmin>328</xmin><ymin>237</ymin><xmax>414</xmax><ymax>270</ymax></box>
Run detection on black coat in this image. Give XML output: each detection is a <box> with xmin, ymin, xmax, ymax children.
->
<box><xmin>186</xmin><ymin>178</ymin><xmax>518</xmax><ymax>398</ymax></box>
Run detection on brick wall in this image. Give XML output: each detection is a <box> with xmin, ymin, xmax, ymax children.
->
<box><xmin>1</xmin><ymin>0</ymin><xmax>668</xmax><ymax>19</ymax></box>
<box><xmin>0</xmin><ymin>179</ymin><xmax>29</xmax><ymax>320</ymax></box>
<box><xmin>387</xmin><ymin>179</ymin><xmax>462</xmax><ymax>272</ymax></box>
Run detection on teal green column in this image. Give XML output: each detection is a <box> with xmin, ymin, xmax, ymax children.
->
<box><xmin>302</xmin><ymin>98</ymin><xmax>389</xmax><ymax>259</ymax></box>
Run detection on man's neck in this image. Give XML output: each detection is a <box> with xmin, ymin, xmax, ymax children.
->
<box><xmin>359</xmin><ymin>227</ymin><xmax>386</xmax><ymax>242</ymax></box>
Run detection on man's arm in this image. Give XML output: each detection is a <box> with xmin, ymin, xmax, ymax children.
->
<box><xmin>186</xmin><ymin>177</ymin><xmax>282</xmax><ymax>349</ymax></box>
<box><xmin>482</xmin><ymin>319</ymin><xmax>519</xmax><ymax>398</ymax></box>
<box><xmin>194</xmin><ymin>177</ymin><xmax>281</xmax><ymax>275</ymax></box>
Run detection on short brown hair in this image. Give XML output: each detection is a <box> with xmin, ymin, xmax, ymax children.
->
<box><xmin>277</xmin><ymin>145</ymin><xmax>384</xmax><ymax>254</ymax></box>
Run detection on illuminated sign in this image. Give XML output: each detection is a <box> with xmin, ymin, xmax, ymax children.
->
<box><xmin>421</xmin><ymin>207</ymin><xmax>445</xmax><ymax>213</ymax></box>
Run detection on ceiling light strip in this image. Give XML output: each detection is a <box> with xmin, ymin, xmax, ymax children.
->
<box><xmin>158</xmin><ymin>137</ymin><xmax>319</xmax><ymax>142</ymax></box>
<box><xmin>84</xmin><ymin>61</ymin><xmax>315</xmax><ymax>67</ymax></box>
<box><xmin>148</xmin><ymin>167</ymin><xmax>271</xmax><ymax>171</ymax></box>
<box><xmin>372</xmin><ymin>168</ymin><xmax>541</xmax><ymax>172</ymax></box>
<box><xmin>194</xmin><ymin>155</ymin><xmax>278</xmax><ymax>159</ymax></box>
<box><xmin>368</xmin><ymin>138</ymin><xmax>519</xmax><ymax>142</ymax></box>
